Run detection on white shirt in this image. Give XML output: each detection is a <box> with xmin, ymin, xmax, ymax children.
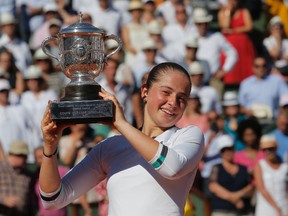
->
<box><xmin>0</xmin><ymin>34</ymin><xmax>32</xmax><ymax>74</ymax></box>
<box><xmin>41</xmin><ymin>125</ymin><xmax>204</xmax><ymax>216</ymax></box>
<box><xmin>192</xmin><ymin>86</ymin><xmax>222</xmax><ymax>114</ymax></box>
<box><xmin>263</xmin><ymin>35</ymin><xmax>288</xmax><ymax>68</ymax></box>
<box><xmin>197</xmin><ymin>32</ymin><xmax>238</xmax><ymax>74</ymax></box>
<box><xmin>162</xmin><ymin>23</ymin><xmax>197</xmax><ymax>63</ymax></box>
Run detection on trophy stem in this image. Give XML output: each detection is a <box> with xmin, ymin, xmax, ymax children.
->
<box><xmin>61</xmin><ymin>71</ymin><xmax>101</xmax><ymax>101</ymax></box>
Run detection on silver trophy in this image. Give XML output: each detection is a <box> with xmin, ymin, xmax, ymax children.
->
<box><xmin>42</xmin><ymin>13</ymin><xmax>122</xmax><ymax>123</ymax></box>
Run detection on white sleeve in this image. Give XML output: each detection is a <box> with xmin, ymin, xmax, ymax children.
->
<box><xmin>149</xmin><ymin>126</ymin><xmax>204</xmax><ymax>180</ymax></box>
<box><xmin>218</xmin><ymin>34</ymin><xmax>238</xmax><ymax>72</ymax></box>
<box><xmin>40</xmin><ymin>144</ymin><xmax>106</xmax><ymax>210</ymax></box>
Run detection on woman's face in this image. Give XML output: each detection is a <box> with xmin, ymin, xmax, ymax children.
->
<box><xmin>143</xmin><ymin>70</ymin><xmax>190</xmax><ymax>128</ymax></box>
<box><xmin>224</xmin><ymin>105</ymin><xmax>239</xmax><ymax>117</ymax></box>
<box><xmin>242</xmin><ymin>128</ymin><xmax>257</xmax><ymax>147</ymax></box>
<box><xmin>0</xmin><ymin>52</ymin><xmax>11</xmax><ymax>71</ymax></box>
<box><xmin>26</xmin><ymin>79</ymin><xmax>40</xmax><ymax>92</ymax></box>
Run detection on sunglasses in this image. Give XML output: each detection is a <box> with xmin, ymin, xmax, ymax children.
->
<box><xmin>220</xmin><ymin>146</ymin><xmax>234</xmax><ymax>153</ymax></box>
<box><xmin>262</xmin><ymin>147</ymin><xmax>277</xmax><ymax>152</ymax></box>
<box><xmin>254</xmin><ymin>64</ymin><xmax>267</xmax><ymax>68</ymax></box>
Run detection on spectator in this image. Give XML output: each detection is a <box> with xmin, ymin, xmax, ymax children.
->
<box><xmin>182</xmin><ymin>36</ymin><xmax>211</xmax><ymax>84</ymax></box>
<box><xmin>20</xmin><ymin>65</ymin><xmax>58</xmax><ymax>156</ymax></box>
<box><xmin>0</xmin><ymin>79</ymin><xmax>34</xmax><ymax>159</ymax></box>
<box><xmin>161</xmin><ymin>2</ymin><xmax>197</xmax><ymax>63</ymax></box>
<box><xmin>0</xmin><ymin>12</ymin><xmax>32</xmax><ymax>75</ymax></box>
<box><xmin>193</xmin><ymin>7</ymin><xmax>238</xmax><ymax>98</ymax></box>
<box><xmin>254</xmin><ymin>134</ymin><xmax>288</xmax><ymax>216</ymax></box>
<box><xmin>238</xmin><ymin>56</ymin><xmax>288</xmax><ymax>119</ymax></box>
<box><xmin>0</xmin><ymin>47</ymin><xmax>24</xmax><ymax>103</ymax></box>
<box><xmin>189</xmin><ymin>61</ymin><xmax>222</xmax><ymax>119</ymax></box>
<box><xmin>29</xmin><ymin>3</ymin><xmax>61</xmax><ymax>51</ymax></box>
<box><xmin>0</xmin><ymin>140</ymin><xmax>38</xmax><ymax>216</ymax></box>
<box><xmin>33</xmin><ymin>146</ymin><xmax>69</xmax><ymax>216</ymax></box>
<box><xmin>263</xmin><ymin>16</ymin><xmax>288</xmax><ymax>82</ymax></box>
<box><xmin>121</xmin><ymin>1</ymin><xmax>150</xmax><ymax>68</ymax></box>
<box><xmin>99</xmin><ymin>58</ymin><xmax>134</xmax><ymax>124</ymax></box>
<box><xmin>209</xmin><ymin>134</ymin><xmax>254</xmax><ymax>216</ymax></box>
<box><xmin>222</xmin><ymin>91</ymin><xmax>247</xmax><ymax>151</ymax></box>
<box><xmin>270</xmin><ymin>105</ymin><xmax>288</xmax><ymax>162</ymax></box>
<box><xmin>218</xmin><ymin>0</ymin><xmax>255</xmax><ymax>91</ymax></box>
<box><xmin>234</xmin><ymin>117</ymin><xmax>264</xmax><ymax>172</ymax></box>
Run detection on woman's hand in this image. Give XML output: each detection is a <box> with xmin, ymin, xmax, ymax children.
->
<box><xmin>41</xmin><ymin>102</ymin><xmax>71</xmax><ymax>153</ymax></box>
<box><xmin>99</xmin><ymin>88</ymin><xmax>127</xmax><ymax>130</ymax></box>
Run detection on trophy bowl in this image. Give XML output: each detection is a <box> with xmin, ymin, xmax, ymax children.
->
<box><xmin>42</xmin><ymin>13</ymin><xmax>122</xmax><ymax>123</ymax></box>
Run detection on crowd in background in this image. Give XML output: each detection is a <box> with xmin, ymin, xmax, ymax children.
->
<box><xmin>0</xmin><ymin>0</ymin><xmax>288</xmax><ymax>215</ymax></box>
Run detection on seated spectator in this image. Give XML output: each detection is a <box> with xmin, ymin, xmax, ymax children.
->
<box><xmin>0</xmin><ymin>140</ymin><xmax>38</xmax><ymax>216</ymax></box>
<box><xmin>234</xmin><ymin>117</ymin><xmax>264</xmax><ymax>172</ymax></box>
<box><xmin>270</xmin><ymin>105</ymin><xmax>288</xmax><ymax>162</ymax></box>
<box><xmin>222</xmin><ymin>91</ymin><xmax>247</xmax><ymax>151</ymax></box>
<box><xmin>209</xmin><ymin>134</ymin><xmax>254</xmax><ymax>216</ymax></box>
<box><xmin>254</xmin><ymin>134</ymin><xmax>288</xmax><ymax>216</ymax></box>
<box><xmin>263</xmin><ymin>16</ymin><xmax>288</xmax><ymax>82</ymax></box>
<box><xmin>239</xmin><ymin>56</ymin><xmax>288</xmax><ymax>119</ymax></box>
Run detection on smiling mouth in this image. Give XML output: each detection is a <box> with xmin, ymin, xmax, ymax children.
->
<box><xmin>161</xmin><ymin>108</ymin><xmax>175</xmax><ymax>116</ymax></box>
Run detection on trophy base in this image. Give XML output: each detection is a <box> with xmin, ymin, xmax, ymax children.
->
<box><xmin>50</xmin><ymin>100</ymin><xmax>113</xmax><ymax>124</ymax></box>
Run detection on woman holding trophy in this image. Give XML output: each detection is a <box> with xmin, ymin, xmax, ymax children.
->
<box><xmin>39</xmin><ymin>62</ymin><xmax>204</xmax><ymax>215</ymax></box>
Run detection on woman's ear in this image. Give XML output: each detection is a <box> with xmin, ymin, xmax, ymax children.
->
<box><xmin>141</xmin><ymin>84</ymin><xmax>148</xmax><ymax>102</ymax></box>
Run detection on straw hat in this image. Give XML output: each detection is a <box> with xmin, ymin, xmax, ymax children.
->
<box><xmin>185</xmin><ymin>36</ymin><xmax>198</xmax><ymax>48</ymax></box>
<box><xmin>193</xmin><ymin>8</ymin><xmax>213</xmax><ymax>23</ymax></box>
<box><xmin>128</xmin><ymin>1</ymin><xmax>143</xmax><ymax>11</ymax></box>
<box><xmin>188</xmin><ymin>61</ymin><xmax>203</xmax><ymax>75</ymax></box>
<box><xmin>142</xmin><ymin>39</ymin><xmax>157</xmax><ymax>50</ymax></box>
<box><xmin>9</xmin><ymin>140</ymin><xmax>29</xmax><ymax>156</ymax></box>
<box><xmin>24</xmin><ymin>65</ymin><xmax>43</xmax><ymax>80</ymax></box>
<box><xmin>222</xmin><ymin>91</ymin><xmax>239</xmax><ymax>106</ymax></box>
<box><xmin>0</xmin><ymin>13</ymin><xmax>18</xmax><ymax>26</ymax></box>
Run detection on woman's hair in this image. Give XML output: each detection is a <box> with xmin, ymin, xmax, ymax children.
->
<box><xmin>0</xmin><ymin>46</ymin><xmax>19</xmax><ymax>74</ymax></box>
<box><xmin>146</xmin><ymin>62</ymin><xmax>191</xmax><ymax>90</ymax></box>
<box><xmin>237</xmin><ymin>117</ymin><xmax>262</xmax><ymax>148</ymax></box>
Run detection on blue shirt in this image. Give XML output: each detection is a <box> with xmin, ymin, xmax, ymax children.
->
<box><xmin>239</xmin><ymin>74</ymin><xmax>288</xmax><ymax>117</ymax></box>
<box><xmin>271</xmin><ymin>129</ymin><xmax>288</xmax><ymax>162</ymax></box>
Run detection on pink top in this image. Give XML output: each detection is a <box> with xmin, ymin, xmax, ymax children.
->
<box><xmin>35</xmin><ymin>165</ymin><xmax>69</xmax><ymax>216</ymax></box>
<box><xmin>234</xmin><ymin>150</ymin><xmax>264</xmax><ymax>173</ymax></box>
<box><xmin>177</xmin><ymin>114</ymin><xmax>210</xmax><ymax>133</ymax></box>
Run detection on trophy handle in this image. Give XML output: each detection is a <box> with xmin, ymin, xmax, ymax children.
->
<box><xmin>104</xmin><ymin>34</ymin><xmax>122</xmax><ymax>61</ymax></box>
<box><xmin>41</xmin><ymin>36</ymin><xmax>60</xmax><ymax>62</ymax></box>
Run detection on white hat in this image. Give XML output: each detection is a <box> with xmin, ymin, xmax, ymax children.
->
<box><xmin>0</xmin><ymin>79</ymin><xmax>10</xmax><ymax>91</ymax></box>
<box><xmin>189</xmin><ymin>89</ymin><xmax>200</xmax><ymax>99</ymax></box>
<box><xmin>48</xmin><ymin>18</ymin><xmax>62</xmax><ymax>28</ymax></box>
<box><xmin>0</xmin><ymin>13</ymin><xmax>18</xmax><ymax>26</ymax></box>
<box><xmin>147</xmin><ymin>21</ymin><xmax>162</xmax><ymax>35</ymax></box>
<box><xmin>128</xmin><ymin>1</ymin><xmax>143</xmax><ymax>11</ymax></box>
<box><xmin>34</xmin><ymin>48</ymin><xmax>49</xmax><ymax>60</ymax></box>
<box><xmin>260</xmin><ymin>134</ymin><xmax>276</xmax><ymax>143</ymax></box>
<box><xmin>185</xmin><ymin>36</ymin><xmax>198</xmax><ymax>48</ymax></box>
<box><xmin>142</xmin><ymin>39</ymin><xmax>157</xmax><ymax>50</ymax></box>
<box><xmin>193</xmin><ymin>8</ymin><xmax>213</xmax><ymax>23</ymax></box>
<box><xmin>222</xmin><ymin>91</ymin><xmax>239</xmax><ymax>106</ymax></box>
<box><xmin>251</xmin><ymin>103</ymin><xmax>273</xmax><ymax>120</ymax></box>
<box><xmin>9</xmin><ymin>140</ymin><xmax>29</xmax><ymax>156</ymax></box>
<box><xmin>217</xmin><ymin>134</ymin><xmax>234</xmax><ymax>151</ymax></box>
<box><xmin>188</xmin><ymin>61</ymin><xmax>203</xmax><ymax>75</ymax></box>
<box><xmin>25</xmin><ymin>65</ymin><xmax>43</xmax><ymax>80</ymax></box>
<box><xmin>43</xmin><ymin>3</ymin><xmax>58</xmax><ymax>13</ymax></box>
<box><xmin>269</xmin><ymin>16</ymin><xmax>283</xmax><ymax>27</ymax></box>
<box><xmin>279</xmin><ymin>94</ymin><xmax>288</xmax><ymax>107</ymax></box>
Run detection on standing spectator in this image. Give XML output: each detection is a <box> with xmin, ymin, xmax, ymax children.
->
<box><xmin>0</xmin><ymin>13</ymin><xmax>32</xmax><ymax>75</ymax></box>
<box><xmin>0</xmin><ymin>79</ymin><xmax>34</xmax><ymax>159</ymax></box>
<box><xmin>20</xmin><ymin>65</ymin><xmax>58</xmax><ymax>157</ymax></box>
<box><xmin>263</xmin><ymin>16</ymin><xmax>288</xmax><ymax>82</ymax></box>
<box><xmin>142</xmin><ymin>0</ymin><xmax>158</xmax><ymax>26</ymax></box>
<box><xmin>270</xmin><ymin>106</ymin><xmax>288</xmax><ymax>162</ymax></box>
<box><xmin>254</xmin><ymin>134</ymin><xmax>288</xmax><ymax>216</ymax></box>
<box><xmin>238</xmin><ymin>56</ymin><xmax>288</xmax><ymax>119</ymax></box>
<box><xmin>161</xmin><ymin>2</ymin><xmax>197</xmax><ymax>63</ymax></box>
<box><xmin>218</xmin><ymin>0</ymin><xmax>255</xmax><ymax>91</ymax></box>
<box><xmin>0</xmin><ymin>140</ymin><xmax>38</xmax><ymax>216</ymax></box>
<box><xmin>193</xmin><ymin>7</ymin><xmax>238</xmax><ymax>98</ymax></box>
<box><xmin>209</xmin><ymin>134</ymin><xmax>254</xmax><ymax>216</ymax></box>
<box><xmin>234</xmin><ymin>117</ymin><xmax>264</xmax><ymax>172</ymax></box>
<box><xmin>121</xmin><ymin>1</ymin><xmax>150</xmax><ymax>68</ymax></box>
